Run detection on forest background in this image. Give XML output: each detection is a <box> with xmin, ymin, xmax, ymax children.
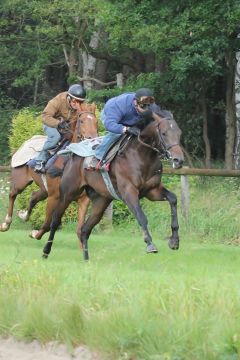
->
<box><xmin>0</xmin><ymin>0</ymin><xmax>240</xmax><ymax>170</ymax></box>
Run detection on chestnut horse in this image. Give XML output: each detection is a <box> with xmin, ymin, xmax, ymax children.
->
<box><xmin>0</xmin><ymin>103</ymin><xmax>98</xmax><ymax>239</ymax></box>
<box><xmin>42</xmin><ymin>110</ymin><xmax>184</xmax><ymax>260</ymax></box>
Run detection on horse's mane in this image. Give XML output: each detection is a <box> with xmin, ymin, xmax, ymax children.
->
<box><xmin>137</xmin><ymin>109</ymin><xmax>174</xmax><ymax>130</ymax></box>
<box><xmin>157</xmin><ymin>109</ymin><xmax>174</xmax><ymax>120</ymax></box>
<box><xmin>81</xmin><ymin>102</ymin><xmax>96</xmax><ymax>114</ymax></box>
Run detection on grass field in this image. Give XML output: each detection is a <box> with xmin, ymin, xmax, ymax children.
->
<box><xmin>1</xmin><ymin>174</ymin><xmax>240</xmax><ymax>359</ymax></box>
<box><xmin>0</xmin><ymin>227</ymin><xmax>240</xmax><ymax>360</ymax></box>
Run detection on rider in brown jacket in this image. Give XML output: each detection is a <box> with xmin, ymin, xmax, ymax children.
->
<box><xmin>34</xmin><ymin>84</ymin><xmax>86</xmax><ymax>173</ymax></box>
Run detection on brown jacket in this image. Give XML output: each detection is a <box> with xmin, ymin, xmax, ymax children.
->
<box><xmin>42</xmin><ymin>92</ymin><xmax>84</xmax><ymax>128</ymax></box>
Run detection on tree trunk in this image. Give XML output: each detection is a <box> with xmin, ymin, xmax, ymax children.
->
<box><xmin>81</xmin><ymin>30</ymin><xmax>100</xmax><ymax>89</ymax></box>
<box><xmin>225</xmin><ymin>50</ymin><xmax>236</xmax><ymax>169</ymax></box>
<box><xmin>201</xmin><ymin>94</ymin><xmax>211</xmax><ymax>168</ymax></box>
<box><xmin>234</xmin><ymin>40</ymin><xmax>240</xmax><ymax>169</ymax></box>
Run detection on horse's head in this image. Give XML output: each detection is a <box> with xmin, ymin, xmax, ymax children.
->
<box><xmin>72</xmin><ymin>103</ymin><xmax>98</xmax><ymax>142</ymax></box>
<box><xmin>140</xmin><ymin>110</ymin><xmax>184</xmax><ymax>169</ymax></box>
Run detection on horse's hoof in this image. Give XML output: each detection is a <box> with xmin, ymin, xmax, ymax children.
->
<box><xmin>29</xmin><ymin>230</ymin><xmax>40</xmax><ymax>239</ymax></box>
<box><xmin>42</xmin><ymin>253</ymin><xmax>48</xmax><ymax>259</ymax></box>
<box><xmin>0</xmin><ymin>223</ymin><xmax>9</xmax><ymax>232</ymax></box>
<box><xmin>168</xmin><ymin>237</ymin><xmax>179</xmax><ymax>250</ymax></box>
<box><xmin>17</xmin><ymin>210</ymin><xmax>29</xmax><ymax>221</ymax></box>
<box><xmin>146</xmin><ymin>243</ymin><xmax>158</xmax><ymax>253</ymax></box>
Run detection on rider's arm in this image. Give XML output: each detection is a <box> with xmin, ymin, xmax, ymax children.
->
<box><xmin>103</xmin><ymin>102</ymin><xmax>126</xmax><ymax>134</ymax></box>
<box><xmin>42</xmin><ymin>97</ymin><xmax>62</xmax><ymax>128</ymax></box>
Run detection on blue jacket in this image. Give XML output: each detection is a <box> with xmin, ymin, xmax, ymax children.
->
<box><xmin>102</xmin><ymin>93</ymin><xmax>140</xmax><ymax>134</ymax></box>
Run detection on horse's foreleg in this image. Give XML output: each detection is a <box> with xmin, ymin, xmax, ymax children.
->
<box><xmin>31</xmin><ymin>192</ymin><xmax>60</xmax><ymax>240</ymax></box>
<box><xmin>120</xmin><ymin>188</ymin><xmax>158</xmax><ymax>253</ymax></box>
<box><xmin>27</xmin><ymin>189</ymin><xmax>48</xmax><ymax>219</ymax></box>
<box><xmin>42</xmin><ymin>198</ymin><xmax>71</xmax><ymax>258</ymax></box>
<box><xmin>146</xmin><ymin>185</ymin><xmax>179</xmax><ymax>250</ymax></box>
<box><xmin>76</xmin><ymin>193</ymin><xmax>90</xmax><ymax>249</ymax></box>
<box><xmin>18</xmin><ymin>189</ymin><xmax>47</xmax><ymax>222</ymax></box>
<box><xmin>81</xmin><ymin>197</ymin><xmax>112</xmax><ymax>261</ymax></box>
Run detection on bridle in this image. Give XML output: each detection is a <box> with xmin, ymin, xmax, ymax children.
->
<box><xmin>65</xmin><ymin>111</ymin><xmax>96</xmax><ymax>141</ymax></box>
<box><xmin>136</xmin><ymin>118</ymin><xmax>180</xmax><ymax>159</ymax></box>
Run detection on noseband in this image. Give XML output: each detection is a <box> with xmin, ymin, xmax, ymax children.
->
<box><xmin>137</xmin><ymin>120</ymin><xmax>180</xmax><ymax>159</ymax></box>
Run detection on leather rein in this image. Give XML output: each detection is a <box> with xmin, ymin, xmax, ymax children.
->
<box><xmin>136</xmin><ymin>119</ymin><xmax>180</xmax><ymax>159</ymax></box>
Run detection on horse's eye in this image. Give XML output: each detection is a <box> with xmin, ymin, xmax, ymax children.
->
<box><xmin>80</xmin><ymin>120</ymin><xmax>84</xmax><ymax>124</ymax></box>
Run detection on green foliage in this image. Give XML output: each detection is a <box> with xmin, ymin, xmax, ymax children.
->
<box><xmin>9</xmin><ymin>107</ymin><xmax>43</xmax><ymax>152</ymax></box>
<box><xmin>0</xmin><ymin>91</ymin><xmax>16</xmax><ymax>165</ymax></box>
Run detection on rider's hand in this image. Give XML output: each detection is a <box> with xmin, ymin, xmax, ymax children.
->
<box><xmin>124</xmin><ymin>126</ymin><xmax>140</xmax><ymax>136</ymax></box>
<box><xmin>57</xmin><ymin>120</ymin><xmax>69</xmax><ymax>131</ymax></box>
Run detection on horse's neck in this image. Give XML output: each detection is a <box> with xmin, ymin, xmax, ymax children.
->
<box><xmin>129</xmin><ymin>138</ymin><xmax>160</xmax><ymax>168</ymax></box>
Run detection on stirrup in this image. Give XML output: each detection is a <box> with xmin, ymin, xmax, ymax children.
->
<box><xmin>34</xmin><ymin>161</ymin><xmax>46</xmax><ymax>173</ymax></box>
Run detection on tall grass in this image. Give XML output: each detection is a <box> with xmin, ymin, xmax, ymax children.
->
<box><xmin>1</xmin><ymin>175</ymin><xmax>240</xmax><ymax>359</ymax></box>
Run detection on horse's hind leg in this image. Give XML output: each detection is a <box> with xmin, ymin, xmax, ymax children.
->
<box><xmin>146</xmin><ymin>185</ymin><xmax>179</xmax><ymax>250</ymax></box>
<box><xmin>0</xmin><ymin>167</ymin><xmax>32</xmax><ymax>232</ymax></box>
<box><xmin>18</xmin><ymin>189</ymin><xmax>47</xmax><ymax>222</ymax></box>
<box><xmin>0</xmin><ymin>186</ymin><xmax>18</xmax><ymax>231</ymax></box>
<box><xmin>81</xmin><ymin>197</ymin><xmax>112</xmax><ymax>261</ymax></box>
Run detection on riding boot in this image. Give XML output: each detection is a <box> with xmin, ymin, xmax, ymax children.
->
<box><xmin>85</xmin><ymin>157</ymin><xmax>102</xmax><ymax>171</ymax></box>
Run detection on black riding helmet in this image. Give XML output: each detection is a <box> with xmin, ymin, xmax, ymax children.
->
<box><xmin>67</xmin><ymin>84</ymin><xmax>86</xmax><ymax>101</ymax></box>
<box><xmin>135</xmin><ymin>88</ymin><xmax>155</xmax><ymax>104</ymax></box>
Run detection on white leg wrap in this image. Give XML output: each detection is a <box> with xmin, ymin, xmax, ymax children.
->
<box><xmin>17</xmin><ymin>210</ymin><xmax>29</xmax><ymax>221</ymax></box>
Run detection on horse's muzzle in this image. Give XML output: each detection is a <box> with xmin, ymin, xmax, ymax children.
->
<box><xmin>172</xmin><ymin>157</ymin><xmax>184</xmax><ymax>169</ymax></box>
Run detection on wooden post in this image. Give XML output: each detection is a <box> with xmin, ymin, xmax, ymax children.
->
<box><xmin>180</xmin><ymin>174</ymin><xmax>189</xmax><ymax>222</ymax></box>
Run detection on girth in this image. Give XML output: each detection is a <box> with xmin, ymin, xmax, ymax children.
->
<box><xmin>100</xmin><ymin>133</ymin><xmax>130</xmax><ymax>169</ymax></box>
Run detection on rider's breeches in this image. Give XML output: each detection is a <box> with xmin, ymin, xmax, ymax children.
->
<box><xmin>95</xmin><ymin>110</ymin><xmax>122</xmax><ymax>161</ymax></box>
<box><xmin>35</xmin><ymin>125</ymin><xmax>61</xmax><ymax>162</ymax></box>
<box><xmin>95</xmin><ymin>132</ymin><xmax>121</xmax><ymax>161</ymax></box>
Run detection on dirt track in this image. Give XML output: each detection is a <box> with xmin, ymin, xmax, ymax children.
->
<box><xmin>0</xmin><ymin>338</ymin><xmax>102</xmax><ymax>360</ymax></box>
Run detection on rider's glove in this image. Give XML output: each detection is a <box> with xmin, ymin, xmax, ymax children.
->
<box><xmin>124</xmin><ymin>126</ymin><xmax>140</xmax><ymax>136</ymax></box>
<box><xmin>57</xmin><ymin>120</ymin><xmax>69</xmax><ymax>131</ymax></box>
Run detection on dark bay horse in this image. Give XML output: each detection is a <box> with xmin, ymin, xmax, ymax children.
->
<box><xmin>43</xmin><ymin>110</ymin><xmax>184</xmax><ymax>260</ymax></box>
<box><xmin>0</xmin><ymin>103</ymin><xmax>98</xmax><ymax>238</ymax></box>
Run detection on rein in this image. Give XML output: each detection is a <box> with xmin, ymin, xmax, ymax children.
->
<box><xmin>137</xmin><ymin>121</ymin><xmax>179</xmax><ymax>159</ymax></box>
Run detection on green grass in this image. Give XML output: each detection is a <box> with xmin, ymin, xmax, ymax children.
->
<box><xmin>0</xmin><ymin>228</ymin><xmax>240</xmax><ymax>360</ymax></box>
<box><xmin>1</xmin><ymin>175</ymin><xmax>240</xmax><ymax>359</ymax></box>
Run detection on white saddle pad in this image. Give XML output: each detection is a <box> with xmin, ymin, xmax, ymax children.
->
<box><xmin>58</xmin><ymin>137</ymin><xmax>104</xmax><ymax>157</ymax></box>
<box><xmin>11</xmin><ymin>135</ymin><xmax>47</xmax><ymax>168</ymax></box>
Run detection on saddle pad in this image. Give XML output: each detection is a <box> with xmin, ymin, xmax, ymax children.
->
<box><xmin>11</xmin><ymin>135</ymin><xmax>47</xmax><ymax>168</ymax></box>
<box><xmin>58</xmin><ymin>137</ymin><xmax>104</xmax><ymax>157</ymax></box>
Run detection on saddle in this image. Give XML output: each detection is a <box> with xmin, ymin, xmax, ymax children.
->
<box><xmin>86</xmin><ymin>133</ymin><xmax>130</xmax><ymax>172</ymax></box>
<box><xmin>27</xmin><ymin>138</ymin><xmax>70</xmax><ymax>170</ymax></box>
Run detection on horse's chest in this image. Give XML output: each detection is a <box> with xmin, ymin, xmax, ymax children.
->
<box><xmin>138</xmin><ymin>173</ymin><xmax>161</xmax><ymax>194</ymax></box>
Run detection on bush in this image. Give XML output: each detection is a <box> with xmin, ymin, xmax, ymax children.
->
<box><xmin>0</xmin><ymin>93</ymin><xmax>16</xmax><ymax>165</ymax></box>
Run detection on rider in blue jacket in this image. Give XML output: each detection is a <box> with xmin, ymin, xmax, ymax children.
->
<box><xmin>89</xmin><ymin>88</ymin><xmax>160</xmax><ymax>169</ymax></box>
